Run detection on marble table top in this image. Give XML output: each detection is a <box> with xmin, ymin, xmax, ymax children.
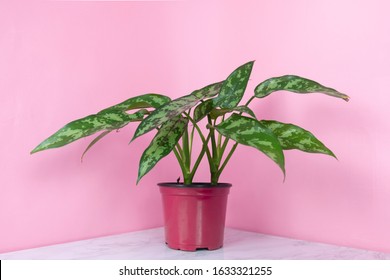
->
<box><xmin>1</xmin><ymin>227</ymin><xmax>390</xmax><ymax>260</ymax></box>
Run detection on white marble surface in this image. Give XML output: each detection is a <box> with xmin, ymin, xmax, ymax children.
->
<box><xmin>1</xmin><ymin>227</ymin><xmax>390</xmax><ymax>260</ymax></box>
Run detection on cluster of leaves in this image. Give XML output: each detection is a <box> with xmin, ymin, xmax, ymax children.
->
<box><xmin>31</xmin><ymin>61</ymin><xmax>349</xmax><ymax>185</ymax></box>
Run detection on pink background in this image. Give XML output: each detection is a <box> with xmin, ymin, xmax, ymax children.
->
<box><xmin>1</xmin><ymin>0</ymin><xmax>390</xmax><ymax>254</ymax></box>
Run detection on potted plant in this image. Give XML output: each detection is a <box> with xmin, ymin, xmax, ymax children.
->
<box><xmin>31</xmin><ymin>61</ymin><xmax>349</xmax><ymax>251</ymax></box>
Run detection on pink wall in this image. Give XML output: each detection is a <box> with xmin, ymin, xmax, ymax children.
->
<box><xmin>1</xmin><ymin>0</ymin><xmax>390</xmax><ymax>254</ymax></box>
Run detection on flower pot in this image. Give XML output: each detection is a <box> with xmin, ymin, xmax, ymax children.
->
<box><xmin>158</xmin><ymin>182</ymin><xmax>232</xmax><ymax>251</ymax></box>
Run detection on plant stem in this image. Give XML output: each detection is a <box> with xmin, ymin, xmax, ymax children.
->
<box><xmin>207</xmin><ymin>115</ymin><xmax>218</xmax><ymax>162</ymax></box>
<box><xmin>188</xmin><ymin>134</ymin><xmax>211</xmax><ymax>182</ymax></box>
<box><xmin>213</xmin><ymin>118</ymin><xmax>221</xmax><ymax>160</ymax></box>
<box><xmin>182</xmin><ymin>126</ymin><xmax>191</xmax><ymax>171</ymax></box>
<box><xmin>216</xmin><ymin>95</ymin><xmax>257</xmax><ymax>177</ymax></box>
<box><xmin>217</xmin><ymin>133</ymin><xmax>222</xmax><ymax>152</ymax></box>
<box><xmin>173</xmin><ymin>147</ymin><xmax>189</xmax><ymax>183</ymax></box>
<box><xmin>217</xmin><ymin>116</ymin><xmax>225</xmax><ymax>151</ymax></box>
<box><xmin>183</xmin><ymin>112</ymin><xmax>217</xmax><ymax>183</ymax></box>
<box><xmin>207</xmin><ymin>115</ymin><xmax>219</xmax><ymax>184</ymax></box>
<box><xmin>189</xmin><ymin>123</ymin><xmax>195</xmax><ymax>159</ymax></box>
<box><xmin>245</xmin><ymin>96</ymin><xmax>255</xmax><ymax>106</ymax></box>
<box><xmin>217</xmin><ymin>142</ymin><xmax>238</xmax><ymax>178</ymax></box>
<box><xmin>217</xmin><ymin>137</ymin><xmax>229</xmax><ymax>167</ymax></box>
<box><xmin>175</xmin><ymin>143</ymin><xmax>184</xmax><ymax>158</ymax></box>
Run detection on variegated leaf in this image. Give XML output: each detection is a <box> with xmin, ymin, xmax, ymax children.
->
<box><xmin>31</xmin><ymin>110</ymin><xmax>147</xmax><ymax>154</ymax></box>
<box><xmin>210</xmin><ymin>105</ymin><xmax>256</xmax><ymax>119</ymax></box>
<box><xmin>99</xmin><ymin>93</ymin><xmax>171</xmax><ymax>114</ymax></box>
<box><xmin>137</xmin><ymin>116</ymin><xmax>188</xmax><ymax>183</ymax></box>
<box><xmin>192</xmin><ymin>81</ymin><xmax>224</xmax><ymax>99</ymax></box>
<box><xmin>260</xmin><ymin>120</ymin><xmax>336</xmax><ymax>157</ymax></box>
<box><xmin>215</xmin><ymin>114</ymin><xmax>285</xmax><ymax>175</ymax></box>
<box><xmin>133</xmin><ymin>82</ymin><xmax>223</xmax><ymax>140</ymax></box>
<box><xmin>193</xmin><ymin>99</ymin><xmax>214</xmax><ymax>122</ymax></box>
<box><xmin>213</xmin><ymin>61</ymin><xmax>254</xmax><ymax>108</ymax></box>
<box><xmin>254</xmin><ymin>75</ymin><xmax>349</xmax><ymax>101</ymax></box>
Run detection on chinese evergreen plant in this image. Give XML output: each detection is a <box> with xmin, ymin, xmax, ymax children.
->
<box><xmin>31</xmin><ymin>61</ymin><xmax>349</xmax><ymax>185</ymax></box>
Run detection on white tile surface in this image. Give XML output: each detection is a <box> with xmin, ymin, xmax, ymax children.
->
<box><xmin>1</xmin><ymin>227</ymin><xmax>389</xmax><ymax>260</ymax></box>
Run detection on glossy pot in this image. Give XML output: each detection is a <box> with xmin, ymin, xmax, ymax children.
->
<box><xmin>158</xmin><ymin>182</ymin><xmax>231</xmax><ymax>251</ymax></box>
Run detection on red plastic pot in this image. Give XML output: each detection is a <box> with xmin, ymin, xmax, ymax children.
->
<box><xmin>158</xmin><ymin>182</ymin><xmax>232</xmax><ymax>251</ymax></box>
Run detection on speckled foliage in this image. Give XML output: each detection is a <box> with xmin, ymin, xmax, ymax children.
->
<box><xmin>32</xmin><ymin>61</ymin><xmax>349</xmax><ymax>185</ymax></box>
<box><xmin>214</xmin><ymin>61</ymin><xmax>254</xmax><ymax>108</ymax></box>
<box><xmin>215</xmin><ymin>113</ymin><xmax>286</xmax><ymax>176</ymax></box>
<box><xmin>31</xmin><ymin>94</ymin><xmax>171</xmax><ymax>154</ymax></box>
<box><xmin>132</xmin><ymin>81</ymin><xmax>223</xmax><ymax>140</ymax></box>
<box><xmin>260</xmin><ymin>120</ymin><xmax>336</xmax><ymax>157</ymax></box>
<box><xmin>31</xmin><ymin>109</ymin><xmax>148</xmax><ymax>154</ymax></box>
<box><xmin>99</xmin><ymin>93</ymin><xmax>171</xmax><ymax>114</ymax></box>
<box><xmin>255</xmin><ymin>75</ymin><xmax>350</xmax><ymax>101</ymax></box>
<box><xmin>137</xmin><ymin>116</ymin><xmax>188</xmax><ymax>183</ymax></box>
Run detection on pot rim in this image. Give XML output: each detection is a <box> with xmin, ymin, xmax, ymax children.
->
<box><xmin>158</xmin><ymin>182</ymin><xmax>232</xmax><ymax>188</ymax></box>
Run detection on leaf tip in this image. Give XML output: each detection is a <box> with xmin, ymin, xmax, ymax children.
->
<box><xmin>282</xmin><ymin>168</ymin><xmax>286</xmax><ymax>183</ymax></box>
<box><xmin>30</xmin><ymin>146</ymin><xmax>41</xmax><ymax>155</ymax></box>
<box><xmin>325</xmin><ymin>148</ymin><xmax>338</xmax><ymax>160</ymax></box>
<box><xmin>129</xmin><ymin>132</ymin><xmax>139</xmax><ymax>143</ymax></box>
